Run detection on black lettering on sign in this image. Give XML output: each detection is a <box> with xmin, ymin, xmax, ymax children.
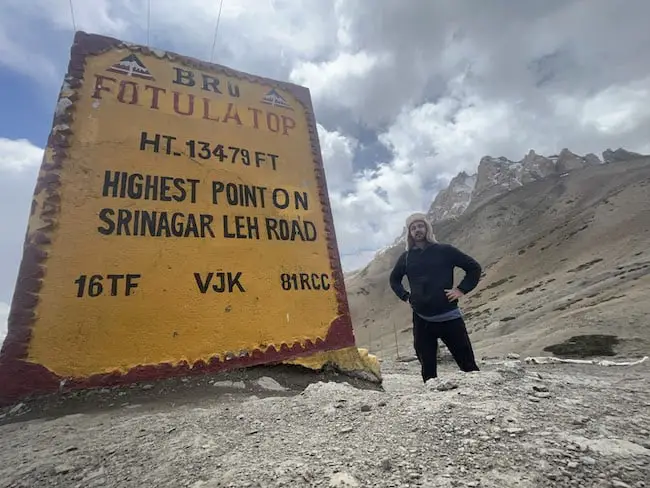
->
<box><xmin>172</xmin><ymin>67</ymin><xmax>240</xmax><ymax>98</ymax></box>
<box><xmin>247</xmin><ymin>108</ymin><xmax>294</xmax><ymax>135</ymax></box>
<box><xmin>74</xmin><ymin>273</ymin><xmax>141</xmax><ymax>297</ymax></box>
<box><xmin>212</xmin><ymin>181</ymin><xmax>267</xmax><ymax>208</ymax></box>
<box><xmin>102</xmin><ymin>170</ymin><xmax>199</xmax><ymax>203</ymax></box>
<box><xmin>265</xmin><ymin>218</ymin><xmax>317</xmax><ymax>242</ymax></box>
<box><xmin>140</xmin><ymin>131</ymin><xmax>177</xmax><ymax>155</ymax></box>
<box><xmin>271</xmin><ymin>189</ymin><xmax>309</xmax><ymax>210</ymax></box>
<box><xmin>172</xmin><ymin>67</ymin><xmax>196</xmax><ymax>87</ymax></box>
<box><xmin>118</xmin><ymin>81</ymin><xmax>138</xmax><ymax>105</ymax></box>
<box><xmin>194</xmin><ymin>272</ymin><xmax>246</xmax><ymax>293</ymax></box>
<box><xmin>222</xmin><ymin>215</ymin><xmax>260</xmax><ymax>239</ymax></box>
<box><xmin>272</xmin><ymin>188</ymin><xmax>290</xmax><ymax>209</ymax></box>
<box><xmin>280</xmin><ymin>273</ymin><xmax>330</xmax><ymax>291</ymax></box>
<box><xmin>184</xmin><ymin>140</ymin><xmax>277</xmax><ymax>170</ymax></box>
<box><xmin>97</xmin><ymin>208</ymin><xmax>215</xmax><ymax>238</ymax></box>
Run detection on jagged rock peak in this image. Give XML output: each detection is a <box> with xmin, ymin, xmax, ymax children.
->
<box><xmin>479</xmin><ymin>155</ymin><xmax>512</xmax><ymax>165</ymax></box>
<box><xmin>584</xmin><ymin>153</ymin><xmax>602</xmax><ymax>166</ymax></box>
<box><xmin>427</xmin><ymin>172</ymin><xmax>477</xmax><ymax>223</ymax></box>
<box><xmin>556</xmin><ymin>148</ymin><xmax>590</xmax><ymax>172</ymax></box>
<box><xmin>602</xmin><ymin>148</ymin><xmax>647</xmax><ymax>164</ymax></box>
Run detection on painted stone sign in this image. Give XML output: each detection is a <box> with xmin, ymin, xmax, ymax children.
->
<box><xmin>0</xmin><ymin>31</ymin><xmax>366</xmax><ymax>405</ymax></box>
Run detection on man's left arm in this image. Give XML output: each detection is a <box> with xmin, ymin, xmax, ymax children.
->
<box><xmin>448</xmin><ymin>245</ymin><xmax>482</xmax><ymax>294</ymax></box>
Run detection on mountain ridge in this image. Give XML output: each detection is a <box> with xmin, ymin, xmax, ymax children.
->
<box><xmin>358</xmin><ymin>146</ymin><xmax>646</xmax><ymax>275</ymax></box>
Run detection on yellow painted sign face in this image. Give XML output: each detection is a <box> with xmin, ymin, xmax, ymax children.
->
<box><xmin>13</xmin><ymin>36</ymin><xmax>354</xmax><ymax>379</ymax></box>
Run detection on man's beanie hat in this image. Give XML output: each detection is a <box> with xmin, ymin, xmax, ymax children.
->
<box><xmin>405</xmin><ymin>212</ymin><xmax>436</xmax><ymax>250</ymax></box>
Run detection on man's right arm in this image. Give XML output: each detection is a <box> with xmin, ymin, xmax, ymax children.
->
<box><xmin>389</xmin><ymin>252</ymin><xmax>410</xmax><ymax>302</ymax></box>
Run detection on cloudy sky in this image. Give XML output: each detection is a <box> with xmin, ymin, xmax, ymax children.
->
<box><xmin>1</xmin><ymin>0</ymin><xmax>650</xmax><ymax>341</ymax></box>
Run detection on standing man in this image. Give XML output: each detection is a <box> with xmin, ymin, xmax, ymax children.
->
<box><xmin>389</xmin><ymin>212</ymin><xmax>482</xmax><ymax>383</ymax></box>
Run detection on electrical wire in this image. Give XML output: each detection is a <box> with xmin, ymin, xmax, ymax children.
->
<box><xmin>147</xmin><ymin>0</ymin><xmax>151</xmax><ymax>46</ymax></box>
<box><xmin>209</xmin><ymin>0</ymin><xmax>225</xmax><ymax>62</ymax></box>
<box><xmin>68</xmin><ymin>0</ymin><xmax>77</xmax><ymax>33</ymax></box>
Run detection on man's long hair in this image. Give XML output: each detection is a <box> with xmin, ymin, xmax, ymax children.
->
<box><xmin>405</xmin><ymin>212</ymin><xmax>437</xmax><ymax>250</ymax></box>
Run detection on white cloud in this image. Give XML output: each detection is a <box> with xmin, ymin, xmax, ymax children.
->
<box><xmin>290</xmin><ymin>51</ymin><xmax>388</xmax><ymax>112</ymax></box>
<box><xmin>317</xmin><ymin>123</ymin><xmax>358</xmax><ymax>192</ymax></box>
<box><xmin>0</xmin><ymin>139</ymin><xmax>42</xmax><ymax>307</ymax></box>
<box><xmin>0</xmin><ymin>138</ymin><xmax>44</xmax><ymax>172</ymax></box>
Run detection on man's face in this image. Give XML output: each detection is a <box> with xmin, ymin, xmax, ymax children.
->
<box><xmin>409</xmin><ymin>221</ymin><xmax>427</xmax><ymax>241</ymax></box>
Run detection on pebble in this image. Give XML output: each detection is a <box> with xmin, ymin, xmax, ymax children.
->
<box><xmin>82</xmin><ymin>467</ymin><xmax>106</xmax><ymax>482</ymax></box>
<box><xmin>435</xmin><ymin>380</ymin><xmax>459</xmax><ymax>391</ymax></box>
<box><xmin>573</xmin><ymin>416</ymin><xmax>590</xmax><ymax>425</ymax></box>
<box><xmin>581</xmin><ymin>456</ymin><xmax>596</xmax><ymax>465</ymax></box>
<box><xmin>54</xmin><ymin>465</ymin><xmax>75</xmax><ymax>475</ymax></box>
<box><xmin>611</xmin><ymin>481</ymin><xmax>631</xmax><ymax>488</ymax></box>
<box><xmin>329</xmin><ymin>472</ymin><xmax>360</xmax><ymax>487</ymax></box>
<box><xmin>256</xmin><ymin>377</ymin><xmax>288</xmax><ymax>391</ymax></box>
<box><xmin>9</xmin><ymin>403</ymin><xmax>25</xmax><ymax>415</ymax></box>
<box><xmin>213</xmin><ymin>380</ymin><xmax>246</xmax><ymax>389</ymax></box>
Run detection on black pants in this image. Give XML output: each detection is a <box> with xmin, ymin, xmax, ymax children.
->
<box><xmin>412</xmin><ymin>313</ymin><xmax>479</xmax><ymax>382</ymax></box>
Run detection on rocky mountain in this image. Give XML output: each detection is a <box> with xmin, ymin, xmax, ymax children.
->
<box><xmin>346</xmin><ymin>148</ymin><xmax>650</xmax><ymax>361</ymax></box>
<box><xmin>390</xmin><ymin>148</ymin><xmax>608</xmax><ymax>248</ymax></box>
<box><xmin>427</xmin><ymin>171</ymin><xmax>477</xmax><ymax>222</ymax></box>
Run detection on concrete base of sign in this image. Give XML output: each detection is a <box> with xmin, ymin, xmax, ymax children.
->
<box><xmin>0</xmin><ymin>345</ymin><xmax>382</xmax><ymax>408</ymax></box>
<box><xmin>0</xmin><ymin>345</ymin><xmax>381</xmax><ymax>408</ymax></box>
<box><xmin>282</xmin><ymin>347</ymin><xmax>382</xmax><ymax>383</ymax></box>
<box><xmin>0</xmin><ymin>358</ymin><xmax>383</xmax><ymax>423</ymax></box>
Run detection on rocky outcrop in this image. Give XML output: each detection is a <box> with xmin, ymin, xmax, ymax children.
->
<box><xmin>426</xmin><ymin>171</ymin><xmax>476</xmax><ymax>222</ymax></box>
<box><xmin>465</xmin><ymin>149</ymin><xmax>604</xmax><ymax>211</ymax></box>
<box><xmin>520</xmin><ymin>150</ymin><xmax>557</xmax><ymax>183</ymax></box>
<box><xmin>555</xmin><ymin>148</ymin><xmax>599</xmax><ymax>173</ymax></box>
<box><xmin>603</xmin><ymin>148</ymin><xmax>647</xmax><ymax>164</ymax></box>
<box><xmin>469</xmin><ymin>150</ymin><xmax>560</xmax><ymax>211</ymax></box>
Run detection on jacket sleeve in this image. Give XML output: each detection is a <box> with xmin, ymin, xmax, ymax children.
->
<box><xmin>448</xmin><ymin>245</ymin><xmax>482</xmax><ymax>294</ymax></box>
<box><xmin>389</xmin><ymin>252</ymin><xmax>410</xmax><ymax>301</ymax></box>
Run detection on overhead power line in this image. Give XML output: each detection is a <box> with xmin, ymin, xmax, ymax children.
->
<box><xmin>68</xmin><ymin>0</ymin><xmax>77</xmax><ymax>33</ymax></box>
<box><xmin>210</xmin><ymin>0</ymin><xmax>225</xmax><ymax>62</ymax></box>
<box><xmin>147</xmin><ymin>0</ymin><xmax>151</xmax><ymax>46</ymax></box>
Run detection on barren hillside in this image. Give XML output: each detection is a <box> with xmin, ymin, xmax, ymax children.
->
<box><xmin>346</xmin><ymin>155</ymin><xmax>650</xmax><ymax>360</ymax></box>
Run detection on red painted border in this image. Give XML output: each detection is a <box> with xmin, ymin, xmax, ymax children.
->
<box><xmin>0</xmin><ymin>31</ymin><xmax>356</xmax><ymax>407</ymax></box>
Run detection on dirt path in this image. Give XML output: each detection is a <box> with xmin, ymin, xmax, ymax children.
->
<box><xmin>0</xmin><ymin>359</ymin><xmax>648</xmax><ymax>487</ymax></box>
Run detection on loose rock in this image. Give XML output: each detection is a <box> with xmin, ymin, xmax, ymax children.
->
<box><xmin>256</xmin><ymin>377</ymin><xmax>288</xmax><ymax>391</ymax></box>
<box><xmin>329</xmin><ymin>472</ymin><xmax>360</xmax><ymax>487</ymax></box>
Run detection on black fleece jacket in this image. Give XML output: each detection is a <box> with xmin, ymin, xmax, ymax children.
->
<box><xmin>389</xmin><ymin>243</ymin><xmax>482</xmax><ymax>316</ymax></box>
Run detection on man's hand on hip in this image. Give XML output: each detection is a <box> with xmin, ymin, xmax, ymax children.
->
<box><xmin>445</xmin><ymin>288</ymin><xmax>464</xmax><ymax>302</ymax></box>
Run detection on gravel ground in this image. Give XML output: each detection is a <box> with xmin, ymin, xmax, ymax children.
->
<box><xmin>0</xmin><ymin>358</ymin><xmax>648</xmax><ymax>488</ymax></box>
